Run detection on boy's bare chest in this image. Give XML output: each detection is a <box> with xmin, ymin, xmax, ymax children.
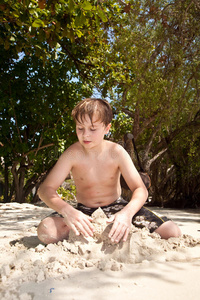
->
<box><xmin>71</xmin><ymin>158</ymin><xmax>119</xmax><ymax>184</ymax></box>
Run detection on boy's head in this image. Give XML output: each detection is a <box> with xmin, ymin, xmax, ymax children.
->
<box><xmin>72</xmin><ymin>98</ymin><xmax>113</xmax><ymax>126</ymax></box>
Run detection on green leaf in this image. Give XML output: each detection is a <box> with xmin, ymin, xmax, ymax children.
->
<box><xmin>10</xmin><ymin>35</ymin><xmax>15</xmax><ymax>42</ymax></box>
<box><xmin>97</xmin><ymin>8</ymin><xmax>107</xmax><ymax>22</ymax></box>
<box><xmin>32</xmin><ymin>19</ymin><xmax>45</xmax><ymax>28</ymax></box>
<box><xmin>81</xmin><ymin>1</ymin><xmax>93</xmax><ymax>11</ymax></box>
<box><xmin>74</xmin><ymin>15</ymin><xmax>80</xmax><ymax>27</ymax></box>
<box><xmin>4</xmin><ymin>39</ymin><xmax>10</xmax><ymax>50</ymax></box>
<box><xmin>68</xmin><ymin>0</ymin><xmax>75</xmax><ymax>12</ymax></box>
<box><xmin>76</xmin><ymin>29</ymin><xmax>83</xmax><ymax>38</ymax></box>
<box><xmin>79</xmin><ymin>11</ymin><xmax>87</xmax><ymax>25</ymax></box>
<box><xmin>66</xmin><ymin>30</ymin><xmax>75</xmax><ymax>42</ymax></box>
<box><xmin>95</xmin><ymin>14</ymin><xmax>100</xmax><ymax>27</ymax></box>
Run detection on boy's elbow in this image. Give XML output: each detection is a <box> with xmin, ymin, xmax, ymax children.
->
<box><xmin>37</xmin><ymin>186</ymin><xmax>42</xmax><ymax>199</ymax></box>
<box><xmin>144</xmin><ymin>187</ymin><xmax>148</xmax><ymax>199</ymax></box>
<box><xmin>139</xmin><ymin>185</ymin><xmax>148</xmax><ymax>201</ymax></box>
<box><xmin>37</xmin><ymin>184</ymin><xmax>57</xmax><ymax>200</ymax></box>
<box><xmin>37</xmin><ymin>184</ymin><xmax>46</xmax><ymax>199</ymax></box>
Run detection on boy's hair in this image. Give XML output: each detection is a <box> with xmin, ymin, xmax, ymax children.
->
<box><xmin>71</xmin><ymin>98</ymin><xmax>113</xmax><ymax>126</ymax></box>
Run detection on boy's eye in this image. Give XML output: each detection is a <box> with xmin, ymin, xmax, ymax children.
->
<box><xmin>90</xmin><ymin>128</ymin><xmax>96</xmax><ymax>131</ymax></box>
<box><xmin>78</xmin><ymin>128</ymin><xmax>83</xmax><ymax>130</ymax></box>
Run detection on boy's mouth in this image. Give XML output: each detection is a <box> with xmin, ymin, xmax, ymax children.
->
<box><xmin>83</xmin><ymin>141</ymin><xmax>91</xmax><ymax>144</ymax></box>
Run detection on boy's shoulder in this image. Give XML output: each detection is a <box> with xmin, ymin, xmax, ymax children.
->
<box><xmin>105</xmin><ymin>140</ymin><xmax>126</xmax><ymax>156</ymax></box>
<box><xmin>61</xmin><ymin>142</ymin><xmax>83</xmax><ymax>160</ymax></box>
<box><xmin>61</xmin><ymin>140</ymin><xmax>126</xmax><ymax>160</ymax></box>
<box><xmin>105</xmin><ymin>140</ymin><xmax>122</xmax><ymax>149</ymax></box>
<box><xmin>68</xmin><ymin>141</ymin><xmax>82</xmax><ymax>151</ymax></box>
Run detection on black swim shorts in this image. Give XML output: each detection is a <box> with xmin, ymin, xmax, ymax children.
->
<box><xmin>46</xmin><ymin>196</ymin><xmax>169</xmax><ymax>233</ymax></box>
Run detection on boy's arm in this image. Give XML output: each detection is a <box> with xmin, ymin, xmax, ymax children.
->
<box><xmin>38</xmin><ymin>149</ymin><xmax>73</xmax><ymax>212</ymax></box>
<box><xmin>118</xmin><ymin>145</ymin><xmax>148</xmax><ymax>213</ymax></box>
<box><xmin>38</xmin><ymin>148</ymin><xmax>94</xmax><ymax>237</ymax></box>
<box><xmin>108</xmin><ymin>146</ymin><xmax>148</xmax><ymax>243</ymax></box>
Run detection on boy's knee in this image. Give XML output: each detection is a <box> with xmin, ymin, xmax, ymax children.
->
<box><xmin>37</xmin><ymin>217</ymin><xmax>69</xmax><ymax>244</ymax></box>
<box><xmin>37</xmin><ymin>218</ymin><xmax>57</xmax><ymax>244</ymax></box>
<box><xmin>155</xmin><ymin>220</ymin><xmax>182</xmax><ymax>239</ymax></box>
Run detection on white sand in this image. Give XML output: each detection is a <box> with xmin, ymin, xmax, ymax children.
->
<box><xmin>0</xmin><ymin>202</ymin><xmax>200</xmax><ymax>300</ymax></box>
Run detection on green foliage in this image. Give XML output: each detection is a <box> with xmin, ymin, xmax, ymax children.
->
<box><xmin>103</xmin><ymin>0</ymin><xmax>200</xmax><ymax>207</ymax></box>
<box><xmin>110</xmin><ymin>112</ymin><xmax>133</xmax><ymax>142</ymax></box>
<box><xmin>57</xmin><ymin>182</ymin><xmax>76</xmax><ymax>201</ymax></box>
<box><xmin>0</xmin><ymin>0</ymin><xmax>122</xmax><ymax>203</ymax></box>
<box><xmin>1</xmin><ymin>0</ymin><xmax>200</xmax><ymax>207</ymax></box>
<box><xmin>0</xmin><ymin>45</ymin><xmax>92</xmax><ymax>202</ymax></box>
<box><xmin>0</xmin><ymin>0</ymin><xmax>113</xmax><ymax>60</ymax></box>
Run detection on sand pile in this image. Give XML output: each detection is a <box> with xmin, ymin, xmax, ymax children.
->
<box><xmin>0</xmin><ymin>203</ymin><xmax>200</xmax><ymax>300</ymax></box>
<box><xmin>1</xmin><ymin>207</ymin><xmax>200</xmax><ymax>297</ymax></box>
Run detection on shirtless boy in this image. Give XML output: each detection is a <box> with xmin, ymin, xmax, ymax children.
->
<box><xmin>37</xmin><ymin>98</ymin><xmax>181</xmax><ymax>244</ymax></box>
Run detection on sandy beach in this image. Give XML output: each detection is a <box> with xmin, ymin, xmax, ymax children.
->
<box><xmin>0</xmin><ymin>202</ymin><xmax>200</xmax><ymax>300</ymax></box>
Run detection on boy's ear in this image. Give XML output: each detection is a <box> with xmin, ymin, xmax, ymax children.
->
<box><xmin>105</xmin><ymin>123</ymin><xmax>111</xmax><ymax>134</ymax></box>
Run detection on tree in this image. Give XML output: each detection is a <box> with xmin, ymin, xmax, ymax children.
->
<box><xmin>101</xmin><ymin>0</ymin><xmax>200</xmax><ymax>207</ymax></box>
<box><xmin>0</xmin><ymin>47</ymin><xmax>92</xmax><ymax>202</ymax></box>
<box><xmin>0</xmin><ymin>0</ymin><xmax>110</xmax><ymax>58</ymax></box>
<box><xmin>0</xmin><ymin>0</ymin><xmax>123</xmax><ymax>203</ymax></box>
<box><xmin>1</xmin><ymin>0</ymin><xmax>199</xmax><ymax>207</ymax></box>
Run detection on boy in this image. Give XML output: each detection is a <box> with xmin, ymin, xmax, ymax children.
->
<box><xmin>37</xmin><ymin>98</ymin><xmax>181</xmax><ymax>244</ymax></box>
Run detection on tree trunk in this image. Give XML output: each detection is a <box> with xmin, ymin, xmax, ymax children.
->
<box><xmin>4</xmin><ymin>161</ymin><xmax>9</xmax><ymax>202</ymax></box>
<box><xmin>3</xmin><ymin>160</ymin><xmax>13</xmax><ymax>202</ymax></box>
<box><xmin>11</xmin><ymin>161</ymin><xmax>26</xmax><ymax>203</ymax></box>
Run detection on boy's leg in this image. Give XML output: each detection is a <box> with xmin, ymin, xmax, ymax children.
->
<box><xmin>132</xmin><ymin>206</ymin><xmax>182</xmax><ymax>239</ymax></box>
<box><xmin>91</xmin><ymin>197</ymin><xmax>182</xmax><ymax>239</ymax></box>
<box><xmin>155</xmin><ymin>220</ymin><xmax>181</xmax><ymax>239</ymax></box>
<box><xmin>37</xmin><ymin>206</ymin><xmax>95</xmax><ymax>245</ymax></box>
<box><xmin>37</xmin><ymin>216</ymin><xmax>70</xmax><ymax>244</ymax></box>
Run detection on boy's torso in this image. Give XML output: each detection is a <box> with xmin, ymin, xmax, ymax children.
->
<box><xmin>70</xmin><ymin>141</ymin><xmax>122</xmax><ymax>207</ymax></box>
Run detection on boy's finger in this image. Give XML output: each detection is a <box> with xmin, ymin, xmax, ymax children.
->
<box><xmin>112</xmin><ymin>230</ymin><xmax>123</xmax><ymax>243</ymax></box>
<box><xmin>83</xmin><ymin>217</ymin><xmax>95</xmax><ymax>232</ymax></box>
<box><xmin>71</xmin><ymin>224</ymin><xmax>80</xmax><ymax>236</ymax></box>
<box><xmin>86</xmin><ymin>215</ymin><xmax>93</xmax><ymax>222</ymax></box>
<box><xmin>108</xmin><ymin>221</ymin><xmax>119</xmax><ymax>240</ymax></box>
<box><xmin>82</xmin><ymin>220</ymin><xmax>94</xmax><ymax>236</ymax></box>
<box><xmin>113</xmin><ymin>225</ymin><xmax>127</xmax><ymax>243</ymax></box>
<box><xmin>74</xmin><ymin>222</ymin><xmax>90</xmax><ymax>237</ymax></box>
<box><xmin>122</xmin><ymin>228</ymin><xmax>130</xmax><ymax>242</ymax></box>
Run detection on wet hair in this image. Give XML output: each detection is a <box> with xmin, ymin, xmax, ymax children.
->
<box><xmin>71</xmin><ymin>98</ymin><xmax>113</xmax><ymax>126</ymax></box>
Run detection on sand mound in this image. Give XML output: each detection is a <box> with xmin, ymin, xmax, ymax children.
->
<box><xmin>1</xmin><ymin>204</ymin><xmax>200</xmax><ymax>299</ymax></box>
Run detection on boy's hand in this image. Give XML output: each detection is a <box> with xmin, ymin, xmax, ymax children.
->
<box><xmin>107</xmin><ymin>211</ymin><xmax>132</xmax><ymax>243</ymax></box>
<box><xmin>61</xmin><ymin>206</ymin><xmax>94</xmax><ymax>238</ymax></box>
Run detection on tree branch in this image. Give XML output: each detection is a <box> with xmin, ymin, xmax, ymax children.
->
<box><xmin>146</xmin><ymin>148</ymin><xmax>168</xmax><ymax>171</ymax></box>
<box><xmin>24</xmin><ymin>143</ymin><xmax>54</xmax><ymax>157</ymax></box>
<box><xmin>192</xmin><ymin>0</ymin><xmax>200</xmax><ymax>10</ymax></box>
<box><xmin>60</xmin><ymin>42</ymin><xmax>94</xmax><ymax>79</ymax></box>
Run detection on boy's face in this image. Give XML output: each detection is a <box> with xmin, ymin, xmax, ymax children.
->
<box><xmin>75</xmin><ymin>114</ymin><xmax>111</xmax><ymax>149</ymax></box>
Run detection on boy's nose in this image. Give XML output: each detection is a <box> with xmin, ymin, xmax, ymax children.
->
<box><xmin>83</xmin><ymin>130</ymin><xmax>90</xmax><ymax>137</ymax></box>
